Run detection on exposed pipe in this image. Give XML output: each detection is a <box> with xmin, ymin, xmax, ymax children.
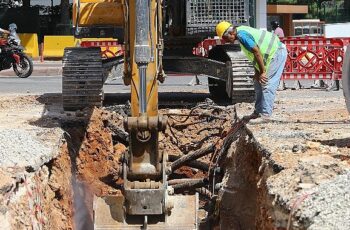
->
<box><xmin>171</xmin><ymin>178</ymin><xmax>208</xmax><ymax>190</ymax></box>
<box><xmin>169</xmin><ymin>143</ymin><xmax>215</xmax><ymax>173</ymax></box>
<box><xmin>168</xmin><ymin>154</ymin><xmax>209</xmax><ymax>172</ymax></box>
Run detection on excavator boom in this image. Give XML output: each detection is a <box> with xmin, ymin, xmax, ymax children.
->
<box><xmin>91</xmin><ymin>0</ymin><xmax>198</xmax><ymax>229</ymax></box>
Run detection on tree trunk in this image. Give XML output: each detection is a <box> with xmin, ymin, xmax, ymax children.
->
<box><xmin>60</xmin><ymin>0</ymin><xmax>70</xmax><ymax>34</ymax></box>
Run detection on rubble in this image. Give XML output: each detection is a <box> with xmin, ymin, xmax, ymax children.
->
<box><xmin>0</xmin><ymin>129</ymin><xmax>54</xmax><ymax>170</ymax></box>
<box><xmin>297</xmin><ymin>171</ymin><xmax>350</xmax><ymax>229</ymax></box>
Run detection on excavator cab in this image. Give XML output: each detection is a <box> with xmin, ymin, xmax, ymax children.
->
<box><xmin>73</xmin><ymin>0</ymin><xmax>124</xmax><ymax>39</ymax></box>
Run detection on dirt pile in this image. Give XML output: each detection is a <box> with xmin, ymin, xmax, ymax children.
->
<box><xmin>70</xmin><ymin>109</ymin><xmax>125</xmax><ymax>197</ymax></box>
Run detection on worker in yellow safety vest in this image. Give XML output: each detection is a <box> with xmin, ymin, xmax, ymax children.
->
<box><xmin>216</xmin><ymin>21</ymin><xmax>288</xmax><ymax>121</ymax></box>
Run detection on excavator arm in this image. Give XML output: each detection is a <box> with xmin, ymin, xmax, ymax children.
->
<box><xmin>86</xmin><ymin>0</ymin><xmax>198</xmax><ymax>229</ymax></box>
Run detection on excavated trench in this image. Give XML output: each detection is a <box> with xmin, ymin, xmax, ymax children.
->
<box><xmin>8</xmin><ymin>102</ymin><xmax>280</xmax><ymax>230</ymax></box>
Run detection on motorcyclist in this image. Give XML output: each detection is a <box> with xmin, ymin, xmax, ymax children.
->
<box><xmin>8</xmin><ymin>23</ymin><xmax>18</xmax><ymax>36</ymax></box>
<box><xmin>0</xmin><ymin>26</ymin><xmax>10</xmax><ymax>53</ymax></box>
<box><xmin>6</xmin><ymin>23</ymin><xmax>20</xmax><ymax>45</ymax></box>
<box><xmin>0</xmin><ymin>24</ymin><xmax>18</xmax><ymax>53</ymax></box>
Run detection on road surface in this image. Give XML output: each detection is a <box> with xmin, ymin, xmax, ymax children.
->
<box><xmin>0</xmin><ymin>75</ymin><xmax>209</xmax><ymax>95</ymax></box>
<box><xmin>0</xmin><ymin>74</ymin><xmax>345</xmax><ymax>107</ymax></box>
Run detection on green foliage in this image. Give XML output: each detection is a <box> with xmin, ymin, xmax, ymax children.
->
<box><xmin>267</xmin><ymin>0</ymin><xmax>350</xmax><ymax>23</ymax></box>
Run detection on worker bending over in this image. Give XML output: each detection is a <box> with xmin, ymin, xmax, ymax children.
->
<box><xmin>216</xmin><ymin>21</ymin><xmax>287</xmax><ymax>121</ymax></box>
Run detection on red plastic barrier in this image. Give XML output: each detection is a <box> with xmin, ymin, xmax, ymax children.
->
<box><xmin>192</xmin><ymin>38</ymin><xmax>223</xmax><ymax>57</ymax></box>
<box><xmin>281</xmin><ymin>37</ymin><xmax>347</xmax><ymax>80</ymax></box>
<box><xmin>193</xmin><ymin>36</ymin><xmax>350</xmax><ymax>81</ymax></box>
<box><xmin>80</xmin><ymin>40</ymin><xmax>123</xmax><ymax>58</ymax></box>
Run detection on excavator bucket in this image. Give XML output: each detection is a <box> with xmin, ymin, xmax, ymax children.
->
<box><xmin>93</xmin><ymin>194</ymin><xmax>199</xmax><ymax>230</ymax></box>
<box><xmin>343</xmin><ymin>45</ymin><xmax>350</xmax><ymax>113</ymax></box>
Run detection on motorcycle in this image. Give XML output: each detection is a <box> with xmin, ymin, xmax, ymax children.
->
<box><xmin>0</xmin><ymin>23</ymin><xmax>33</xmax><ymax>78</ymax></box>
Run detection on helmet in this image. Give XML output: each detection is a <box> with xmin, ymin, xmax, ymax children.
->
<box><xmin>216</xmin><ymin>21</ymin><xmax>233</xmax><ymax>38</ymax></box>
<box><xmin>271</xmin><ymin>21</ymin><xmax>279</xmax><ymax>30</ymax></box>
<box><xmin>8</xmin><ymin>23</ymin><xmax>17</xmax><ymax>31</ymax></box>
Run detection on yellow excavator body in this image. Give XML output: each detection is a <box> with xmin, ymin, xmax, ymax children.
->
<box><xmin>73</xmin><ymin>0</ymin><xmax>124</xmax><ymax>27</ymax></box>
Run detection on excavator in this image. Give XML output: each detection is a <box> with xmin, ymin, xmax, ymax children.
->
<box><xmin>64</xmin><ymin>1</ymin><xmax>212</xmax><ymax>229</ymax></box>
<box><xmin>61</xmin><ymin>1</ymin><xmax>255</xmax><ymax>229</ymax></box>
<box><xmin>61</xmin><ymin>0</ymin><xmax>350</xmax><ymax>229</ymax></box>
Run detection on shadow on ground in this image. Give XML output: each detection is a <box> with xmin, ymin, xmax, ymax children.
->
<box><xmin>104</xmin><ymin>91</ymin><xmax>233</xmax><ymax>107</ymax></box>
<box><xmin>320</xmin><ymin>138</ymin><xmax>350</xmax><ymax>148</ymax></box>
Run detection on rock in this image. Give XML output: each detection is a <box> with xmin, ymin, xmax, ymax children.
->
<box><xmin>329</xmin><ymin>146</ymin><xmax>338</xmax><ymax>154</ymax></box>
<box><xmin>292</xmin><ymin>144</ymin><xmax>303</xmax><ymax>153</ymax></box>
<box><xmin>168</xmin><ymin>109</ymin><xmax>182</xmax><ymax>114</ymax></box>
<box><xmin>298</xmin><ymin>183</ymin><xmax>316</xmax><ymax>189</ymax></box>
<box><xmin>323</xmin><ymin>129</ymin><xmax>331</xmax><ymax>133</ymax></box>
<box><xmin>306</xmin><ymin>141</ymin><xmax>321</xmax><ymax>149</ymax></box>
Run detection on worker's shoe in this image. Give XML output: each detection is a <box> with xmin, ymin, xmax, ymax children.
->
<box><xmin>311</xmin><ymin>80</ymin><xmax>322</xmax><ymax>88</ymax></box>
<box><xmin>326</xmin><ymin>84</ymin><xmax>339</xmax><ymax>91</ymax></box>
<box><xmin>188</xmin><ymin>76</ymin><xmax>201</xmax><ymax>86</ymax></box>
<box><xmin>243</xmin><ymin>111</ymin><xmax>272</xmax><ymax>123</ymax></box>
<box><xmin>242</xmin><ymin>111</ymin><xmax>260</xmax><ymax>122</ymax></box>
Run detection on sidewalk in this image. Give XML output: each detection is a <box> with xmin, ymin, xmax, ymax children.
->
<box><xmin>0</xmin><ymin>60</ymin><xmax>62</xmax><ymax>77</ymax></box>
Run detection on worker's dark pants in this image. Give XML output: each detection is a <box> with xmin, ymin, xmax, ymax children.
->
<box><xmin>254</xmin><ymin>43</ymin><xmax>287</xmax><ymax>116</ymax></box>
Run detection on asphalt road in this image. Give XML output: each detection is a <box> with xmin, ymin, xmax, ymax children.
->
<box><xmin>0</xmin><ymin>75</ymin><xmax>209</xmax><ymax>95</ymax></box>
<box><xmin>0</xmin><ymin>74</ymin><xmax>345</xmax><ymax>107</ymax></box>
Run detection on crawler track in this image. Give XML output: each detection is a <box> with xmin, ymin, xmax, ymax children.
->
<box><xmin>62</xmin><ymin>47</ymin><xmax>103</xmax><ymax>111</ymax></box>
<box><xmin>209</xmin><ymin>45</ymin><xmax>255</xmax><ymax>103</ymax></box>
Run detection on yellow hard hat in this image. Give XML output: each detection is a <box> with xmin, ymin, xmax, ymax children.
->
<box><xmin>216</xmin><ymin>21</ymin><xmax>232</xmax><ymax>38</ymax></box>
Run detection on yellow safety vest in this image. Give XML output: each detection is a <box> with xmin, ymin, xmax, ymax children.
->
<box><xmin>237</xmin><ymin>26</ymin><xmax>280</xmax><ymax>72</ymax></box>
